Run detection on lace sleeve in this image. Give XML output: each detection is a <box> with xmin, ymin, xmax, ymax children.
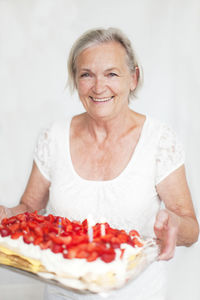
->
<box><xmin>33</xmin><ymin>127</ymin><xmax>53</xmax><ymax>181</ymax></box>
<box><xmin>155</xmin><ymin>124</ymin><xmax>185</xmax><ymax>185</ymax></box>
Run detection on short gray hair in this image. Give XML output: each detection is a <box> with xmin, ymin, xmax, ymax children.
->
<box><xmin>67</xmin><ymin>27</ymin><xmax>143</xmax><ymax>99</ymax></box>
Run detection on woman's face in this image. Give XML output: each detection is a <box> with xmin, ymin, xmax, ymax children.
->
<box><xmin>75</xmin><ymin>41</ymin><xmax>137</xmax><ymax>120</ymax></box>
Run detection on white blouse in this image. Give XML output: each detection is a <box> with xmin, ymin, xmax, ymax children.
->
<box><xmin>34</xmin><ymin>115</ymin><xmax>184</xmax><ymax>300</ymax></box>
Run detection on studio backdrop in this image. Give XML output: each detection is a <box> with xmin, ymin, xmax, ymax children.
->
<box><xmin>0</xmin><ymin>1</ymin><xmax>199</xmax><ymax>300</ymax></box>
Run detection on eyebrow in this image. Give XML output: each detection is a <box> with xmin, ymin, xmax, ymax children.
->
<box><xmin>79</xmin><ymin>68</ymin><xmax>91</xmax><ymax>72</ymax></box>
<box><xmin>79</xmin><ymin>67</ymin><xmax>121</xmax><ymax>73</ymax></box>
<box><xmin>105</xmin><ymin>68</ymin><xmax>120</xmax><ymax>72</ymax></box>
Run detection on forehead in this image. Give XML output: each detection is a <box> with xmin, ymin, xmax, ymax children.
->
<box><xmin>76</xmin><ymin>41</ymin><xmax>128</xmax><ymax>71</ymax></box>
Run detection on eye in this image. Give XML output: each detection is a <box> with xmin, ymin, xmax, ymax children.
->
<box><xmin>80</xmin><ymin>73</ymin><xmax>91</xmax><ymax>78</ymax></box>
<box><xmin>108</xmin><ymin>72</ymin><xmax>118</xmax><ymax>77</ymax></box>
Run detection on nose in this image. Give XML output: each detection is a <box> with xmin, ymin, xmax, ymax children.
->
<box><xmin>92</xmin><ymin>76</ymin><xmax>107</xmax><ymax>95</ymax></box>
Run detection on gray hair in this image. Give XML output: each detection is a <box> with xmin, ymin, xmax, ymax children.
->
<box><xmin>67</xmin><ymin>27</ymin><xmax>143</xmax><ymax>99</ymax></box>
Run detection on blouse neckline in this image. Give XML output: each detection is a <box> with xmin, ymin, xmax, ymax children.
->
<box><xmin>65</xmin><ymin>115</ymin><xmax>149</xmax><ymax>184</ymax></box>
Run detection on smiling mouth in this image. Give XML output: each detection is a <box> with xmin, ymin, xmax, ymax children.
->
<box><xmin>89</xmin><ymin>96</ymin><xmax>114</xmax><ymax>103</ymax></box>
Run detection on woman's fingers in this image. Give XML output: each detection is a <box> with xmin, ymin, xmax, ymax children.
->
<box><xmin>0</xmin><ymin>206</ymin><xmax>6</xmax><ymax>222</ymax></box>
<box><xmin>154</xmin><ymin>210</ymin><xmax>169</xmax><ymax>231</ymax></box>
<box><xmin>154</xmin><ymin>209</ymin><xmax>179</xmax><ymax>260</ymax></box>
<box><xmin>158</xmin><ymin>224</ymin><xmax>177</xmax><ymax>260</ymax></box>
<box><xmin>0</xmin><ymin>206</ymin><xmax>12</xmax><ymax>222</ymax></box>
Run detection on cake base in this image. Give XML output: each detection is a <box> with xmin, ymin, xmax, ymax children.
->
<box><xmin>0</xmin><ymin>246</ymin><xmax>46</xmax><ymax>273</ymax></box>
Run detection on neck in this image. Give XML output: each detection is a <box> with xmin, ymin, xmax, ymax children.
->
<box><xmin>84</xmin><ymin>108</ymin><xmax>136</xmax><ymax>144</ymax></box>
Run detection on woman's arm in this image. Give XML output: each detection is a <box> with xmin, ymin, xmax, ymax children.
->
<box><xmin>155</xmin><ymin>165</ymin><xmax>199</xmax><ymax>260</ymax></box>
<box><xmin>0</xmin><ymin>162</ymin><xmax>50</xmax><ymax>221</ymax></box>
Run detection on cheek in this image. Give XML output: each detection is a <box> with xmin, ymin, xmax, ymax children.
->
<box><xmin>77</xmin><ymin>80</ymin><xmax>93</xmax><ymax>95</ymax></box>
<box><xmin>111</xmin><ymin>80</ymin><xmax>130</xmax><ymax>95</ymax></box>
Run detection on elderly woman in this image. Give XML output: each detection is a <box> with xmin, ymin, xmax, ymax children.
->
<box><xmin>0</xmin><ymin>28</ymin><xmax>199</xmax><ymax>300</ymax></box>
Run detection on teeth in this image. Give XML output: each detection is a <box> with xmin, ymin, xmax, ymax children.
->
<box><xmin>91</xmin><ymin>97</ymin><xmax>113</xmax><ymax>102</ymax></box>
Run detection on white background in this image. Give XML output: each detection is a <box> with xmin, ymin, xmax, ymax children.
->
<box><xmin>0</xmin><ymin>0</ymin><xmax>199</xmax><ymax>299</ymax></box>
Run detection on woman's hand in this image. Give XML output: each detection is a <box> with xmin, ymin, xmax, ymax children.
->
<box><xmin>155</xmin><ymin>166</ymin><xmax>199</xmax><ymax>261</ymax></box>
<box><xmin>154</xmin><ymin>209</ymin><xmax>180</xmax><ymax>260</ymax></box>
<box><xmin>0</xmin><ymin>163</ymin><xmax>50</xmax><ymax>225</ymax></box>
<box><xmin>0</xmin><ymin>206</ymin><xmax>12</xmax><ymax>223</ymax></box>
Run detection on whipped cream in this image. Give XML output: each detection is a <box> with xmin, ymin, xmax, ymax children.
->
<box><xmin>0</xmin><ymin>235</ymin><xmax>144</xmax><ymax>292</ymax></box>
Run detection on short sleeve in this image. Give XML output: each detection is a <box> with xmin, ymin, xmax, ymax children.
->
<box><xmin>33</xmin><ymin>126</ymin><xmax>53</xmax><ymax>181</ymax></box>
<box><xmin>155</xmin><ymin>124</ymin><xmax>185</xmax><ymax>185</ymax></box>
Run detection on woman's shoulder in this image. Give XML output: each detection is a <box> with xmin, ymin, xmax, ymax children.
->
<box><xmin>146</xmin><ymin>116</ymin><xmax>184</xmax><ymax>157</ymax></box>
<box><xmin>70</xmin><ymin>113</ymin><xmax>89</xmax><ymax>137</ymax></box>
<box><xmin>146</xmin><ymin>115</ymin><xmax>176</xmax><ymax>136</ymax></box>
<box><xmin>34</xmin><ymin>117</ymin><xmax>73</xmax><ymax>149</ymax></box>
<box><xmin>41</xmin><ymin>116</ymin><xmax>73</xmax><ymax>133</ymax></box>
<box><xmin>146</xmin><ymin>115</ymin><xmax>165</xmax><ymax>128</ymax></box>
<box><xmin>142</xmin><ymin>115</ymin><xmax>183</xmax><ymax>152</ymax></box>
<box><xmin>131</xmin><ymin>111</ymin><xmax>164</xmax><ymax>130</ymax></box>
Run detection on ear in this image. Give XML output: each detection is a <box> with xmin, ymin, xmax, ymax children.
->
<box><xmin>130</xmin><ymin>67</ymin><xmax>139</xmax><ymax>91</ymax></box>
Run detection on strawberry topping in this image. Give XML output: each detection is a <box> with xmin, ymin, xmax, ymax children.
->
<box><xmin>0</xmin><ymin>211</ymin><xmax>144</xmax><ymax>263</ymax></box>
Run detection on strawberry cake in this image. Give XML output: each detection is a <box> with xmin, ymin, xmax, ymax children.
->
<box><xmin>0</xmin><ymin>212</ymin><xmax>156</xmax><ymax>293</ymax></box>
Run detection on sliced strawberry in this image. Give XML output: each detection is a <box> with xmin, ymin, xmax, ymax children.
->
<box><xmin>16</xmin><ymin>213</ymin><xmax>27</xmax><ymax>222</ymax></box>
<box><xmin>76</xmin><ymin>243</ymin><xmax>88</xmax><ymax>251</ymax></box>
<box><xmin>72</xmin><ymin>223</ymin><xmax>82</xmax><ymax>233</ymax></box>
<box><xmin>86</xmin><ymin>242</ymin><xmax>97</xmax><ymax>252</ymax></box>
<box><xmin>71</xmin><ymin>234</ymin><xmax>88</xmax><ymax>245</ymax></box>
<box><xmin>93</xmin><ymin>224</ymin><xmax>101</xmax><ymax>238</ymax></box>
<box><xmin>39</xmin><ymin>240</ymin><xmax>53</xmax><ymax>250</ymax></box>
<box><xmin>111</xmin><ymin>236</ymin><xmax>120</xmax><ymax>244</ymax></box>
<box><xmin>27</xmin><ymin>221</ymin><xmax>38</xmax><ymax>230</ymax></box>
<box><xmin>129</xmin><ymin>230</ymin><xmax>140</xmax><ymax>237</ymax></box>
<box><xmin>93</xmin><ymin>237</ymin><xmax>102</xmax><ymax>243</ymax></box>
<box><xmin>111</xmin><ymin>242</ymin><xmax>120</xmax><ymax>249</ymax></box>
<box><xmin>34</xmin><ymin>226</ymin><xmax>43</xmax><ymax>237</ymax></box>
<box><xmin>49</xmin><ymin>233</ymin><xmax>63</xmax><ymax>245</ymax></box>
<box><xmin>22</xmin><ymin>226</ymin><xmax>30</xmax><ymax>235</ymax></box>
<box><xmin>107</xmin><ymin>227</ymin><xmax>118</xmax><ymax>236</ymax></box>
<box><xmin>60</xmin><ymin>231</ymin><xmax>69</xmax><ymax>237</ymax></box>
<box><xmin>73</xmin><ymin>220</ymin><xmax>82</xmax><ymax>225</ymax></box>
<box><xmin>11</xmin><ymin>231</ymin><xmax>23</xmax><ymax>239</ymax></box>
<box><xmin>20</xmin><ymin>220</ymin><xmax>31</xmax><ymax>234</ymax></box>
<box><xmin>119</xmin><ymin>229</ymin><xmax>126</xmax><ymax>234</ymax></box>
<box><xmin>42</xmin><ymin>224</ymin><xmax>50</xmax><ymax>235</ymax></box>
<box><xmin>33</xmin><ymin>236</ymin><xmax>43</xmax><ymax>245</ymax></box>
<box><xmin>117</xmin><ymin>233</ymin><xmax>129</xmax><ymax>243</ymax></box>
<box><xmin>76</xmin><ymin>250</ymin><xmax>89</xmax><ymax>259</ymax></box>
<box><xmin>62</xmin><ymin>249</ymin><xmax>68</xmax><ymax>258</ymax></box>
<box><xmin>65</xmin><ymin>247</ymin><xmax>77</xmax><ymax>259</ymax></box>
<box><xmin>23</xmin><ymin>233</ymin><xmax>36</xmax><ymax>244</ymax></box>
<box><xmin>52</xmin><ymin>244</ymin><xmax>63</xmax><ymax>253</ymax></box>
<box><xmin>82</xmin><ymin>219</ymin><xmax>88</xmax><ymax>229</ymax></box>
<box><xmin>132</xmin><ymin>237</ymin><xmax>143</xmax><ymax>247</ymax></box>
<box><xmin>49</xmin><ymin>225</ymin><xmax>59</xmax><ymax>234</ymax></box>
<box><xmin>100</xmin><ymin>251</ymin><xmax>116</xmax><ymax>263</ymax></box>
<box><xmin>61</xmin><ymin>236</ymin><xmax>72</xmax><ymax>245</ymax></box>
<box><xmin>101</xmin><ymin>234</ymin><xmax>113</xmax><ymax>242</ymax></box>
<box><xmin>34</xmin><ymin>215</ymin><xmax>45</xmax><ymax>223</ymax></box>
<box><xmin>9</xmin><ymin>222</ymin><xmax>20</xmax><ymax>233</ymax></box>
<box><xmin>62</xmin><ymin>218</ymin><xmax>71</xmax><ymax>227</ymax></box>
<box><xmin>46</xmin><ymin>214</ymin><xmax>55</xmax><ymax>223</ymax></box>
<box><xmin>49</xmin><ymin>233</ymin><xmax>72</xmax><ymax>246</ymax></box>
<box><xmin>3</xmin><ymin>216</ymin><xmax>17</xmax><ymax>225</ymax></box>
<box><xmin>1</xmin><ymin>218</ymin><xmax>8</xmax><ymax>226</ymax></box>
<box><xmin>20</xmin><ymin>221</ymin><xmax>27</xmax><ymax>230</ymax></box>
<box><xmin>87</xmin><ymin>251</ymin><xmax>98</xmax><ymax>262</ymax></box>
<box><xmin>120</xmin><ymin>248</ymin><xmax>125</xmax><ymax>259</ymax></box>
<box><xmin>103</xmin><ymin>222</ymin><xmax>111</xmax><ymax>231</ymax></box>
<box><xmin>95</xmin><ymin>243</ymin><xmax>108</xmax><ymax>255</ymax></box>
<box><xmin>0</xmin><ymin>228</ymin><xmax>11</xmax><ymax>237</ymax></box>
<box><xmin>65</xmin><ymin>223</ymin><xmax>73</xmax><ymax>232</ymax></box>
